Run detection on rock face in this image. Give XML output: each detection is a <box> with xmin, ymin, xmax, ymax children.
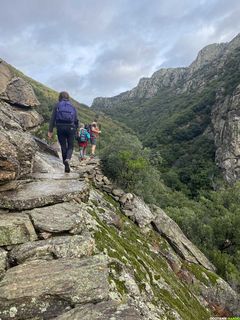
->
<box><xmin>212</xmin><ymin>84</ymin><xmax>240</xmax><ymax>183</ymax></box>
<box><xmin>0</xmin><ymin>60</ymin><xmax>43</xmax><ymax>187</ymax></box>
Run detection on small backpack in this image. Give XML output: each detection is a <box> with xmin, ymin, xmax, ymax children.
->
<box><xmin>77</xmin><ymin>128</ymin><xmax>90</xmax><ymax>143</ymax></box>
<box><xmin>56</xmin><ymin>100</ymin><xmax>75</xmax><ymax>123</ymax></box>
<box><xmin>79</xmin><ymin>129</ymin><xmax>87</xmax><ymax>142</ymax></box>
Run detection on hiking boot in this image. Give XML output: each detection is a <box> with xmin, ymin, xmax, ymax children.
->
<box><xmin>90</xmin><ymin>154</ymin><xmax>95</xmax><ymax>159</ymax></box>
<box><xmin>64</xmin><ymin>159</ymin><xmax>70</xmax><ymax>173</ymax></box>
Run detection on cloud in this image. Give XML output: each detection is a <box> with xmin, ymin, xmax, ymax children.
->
<box><xmin>0</xmin><ymin>0</ymin><xmax>239</xmax><ymax>105</ymax></box>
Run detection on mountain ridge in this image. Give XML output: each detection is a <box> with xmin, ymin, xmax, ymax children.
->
<box><xmin>92</xmin><ymin>33</ymin><xmax>240</xmax><ymax>185</ymax></box>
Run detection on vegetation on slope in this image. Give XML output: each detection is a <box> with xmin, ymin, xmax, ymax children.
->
<box><xmin>98</xmin><ymin>47</ymin><xmax>240</xmax><ymax>291</ymax></box>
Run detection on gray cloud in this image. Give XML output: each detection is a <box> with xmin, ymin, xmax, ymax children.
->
<box><xmin>0</xmin><ymin>0</ymin><xmax>239</xmax><ymax>105</ymax></box>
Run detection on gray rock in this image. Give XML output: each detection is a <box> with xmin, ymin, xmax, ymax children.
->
<box><xmin>119</xmin><ymin>192</ymin><xmax>134</xmax><ymax>205</ymax></box>
<box><xmin>3</xmin><ymin>130</ymin><xmax>38</xmax><ymax>179</ymax></box>
<box><xmin>55</xmin><ymin>300</ymin><xmax>143</xmax><ymax>320</ymax></box>
<box><xmin>102</xmin><ymin>176</ymin><xmax>111</xmax><ymax>185</ymax></box>
<box><xmin>0</xmin><ymin>181</ymin><xmax>20</xmax><ymax>192</ymax></box>
<box><xmin>31</xmin><ymin>172</ymin><xmax>80</xmax><ymax>180</ymax></box>
<box><xmin>0</xmin><ymin>101</ymin><xmax>42</xmax><ymax>131</ymax></box>
<box><xmin>33</xmin><ymin>136</ymin><xmax>59</xmax><ymax>158</ymax></box>
<box><xmin>112</xmin><ymin>188</ymin><xmax>125</xmax><ymax>197</ymax></box>
<box><xmin>33</xmin><ymin>151</ymin><xmax>64</xmax><ymax>174</ymax></box>
<box><xmin>0</xmin><ymin>255</ymin><xmax>109</xmax><ymax>319</ymax></box>
<box><xmin>95</xmin><ymin>174</ymin><xmax>104</xmax><ymax>182</ymax></box>
<box><xmin>0</xmin><ymin>179</ymin><xmax>89</xmax><ymax>210</ymax></box>
<box><xmin>0</xmin><ymin>132</ymin><xmax>19</xmax><ymax>183</ymax></box>
<box><xmin>5</xmin><ymin>77</ymin><xmax>40</xmax><ymax>107</ymax></box>
<box><xmin>0</xmin><ymin>248</ymin><xmax>8</xmax><ymax>278</ymax></box>
<box><xmin>9</xmin><ymin>235</ymin><xmax>95</xmax><ymax>264</ymax></box>
<box><xmin>0</xmin><ymin>60</ymin><xmax>12</xmax><ymax>95</ymax></box>
<box><xmin>28</xmin><ymin>202</ymin><xmax>87</xmax><ymax>233</ymax></box>
<box><xmin>122</xmin><ymin>195</ymin><xmax>156</xmax><ymax>228</ymax></box>
<box><xmin>212</xmin><ymin>84</ymin><xmax>240</xmax><ymax>183</ymax></box>
<box><xmin>152</xmin><ymin>205</ymin><xmax>215</xmax><ymax>271</ymax></box>
<box><xmin>0</xmin><ymin>212</ymin><xmax>37</xmax><ymax>246</ymax></box>
<box><xmin>102</xmin><ymin>185</ymin><xmax>113</xmax><ymax>193</ymax></box>
<box><xmin>201</xmin><ymin>277</ymin><xmax>240</xmax><ymax>316</ymax></box>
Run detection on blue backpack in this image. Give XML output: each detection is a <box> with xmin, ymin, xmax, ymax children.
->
<box><xmin>78</xmin><ymin>129</ymin><xmax>90</xmax><ymax>143</ymax></box>
<box><xmin>56</xmin><ymin>100</ymin><xmax>75</xmax><ymax>123</ymax></box>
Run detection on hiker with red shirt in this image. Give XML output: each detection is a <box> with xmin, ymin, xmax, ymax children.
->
<box><xmin>90</xmin><ymin>121</ymin><xmax>101</xmax><ymax>158</ymax></box>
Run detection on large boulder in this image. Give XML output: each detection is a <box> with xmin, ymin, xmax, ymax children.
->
<box><xmin>0</xmin><ymin>130</ymin><xmax>38</xmax><ymax>184</ymax></box>
<box><xmin>151</xmin><ymin>205</ymin><xmax>215</xmax><ymax>271</ymax></box>
<box><xmin>121</xmin><ymin>194</ymin><xmax>156</xmax><ymax>228</ymax></box>
<box><xmin>5</xmin><ymin>77</ymin><xmax>40</xmax><ymax>107</ymax></box>
<box><xmin>0</xmin><ymin>255</ymin><xmax>109</xmax><ymax>319</ymax></box>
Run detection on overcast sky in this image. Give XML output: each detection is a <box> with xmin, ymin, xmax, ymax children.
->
<box><xmin>0</xmin><ymin>0</ymin><xmax>240</xmax><ymax>105</ymax></box>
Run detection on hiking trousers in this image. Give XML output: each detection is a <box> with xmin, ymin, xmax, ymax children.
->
<box><xmin>57</xmin><ymin>125</ymin><xmax>76</xmax><ymax>162</ymax></box>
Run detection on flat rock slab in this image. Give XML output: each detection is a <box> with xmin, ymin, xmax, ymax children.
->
<box><xmin>0</xmin><ymin>180</ymin><xmax>89</xmax><ymax>210</ymax></box>
<box><xmin>28</xmin><ymin>202</ymin><xmax>87</xmax><ymax>233</ymax></box>
<box><xmin>55</xmin><ymin>300</ymin><xmax>143</xmax><ymax>320</ymax></box>
<box><xmin>0</xmin><ymin>255</ymin><xmax>109</xmax><ymax>319</ymax></box>
<box><xmin>31</xmin><ymin>172</ymin><xmax>80</xmax><ymax>180</ymax></box>
<box><xmin>9</xmin><ymin>235</ymin><xmax>95</xmax><ymax>264</ymax></box>
<box><xmin>0</xmin><ymin>212</ymin><xmax>37</xmax><ymax>246</ymax></box>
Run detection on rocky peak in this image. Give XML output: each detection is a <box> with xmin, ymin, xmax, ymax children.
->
<box><xmin>189</xmin><ymin>43</ymin><xmax>227</xmax><ymax>72</ymax></box>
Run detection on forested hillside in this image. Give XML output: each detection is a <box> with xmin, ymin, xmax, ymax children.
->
<box><xmin>92</xmin><ymin>35</ymin><xmax>240</xmax><ymax>291</ymax></box>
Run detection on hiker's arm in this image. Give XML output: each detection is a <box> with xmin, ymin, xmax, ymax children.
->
<box><xmin>48</xmin><ymin>105</ymin><xmax>57</xmax><ymax>133</ymax></box>
<box><xmin>91</xmin><ymin>127</ymin><xmax>101</xmax><ymax>134</ymax></box>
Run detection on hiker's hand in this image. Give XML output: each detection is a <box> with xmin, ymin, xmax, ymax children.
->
<box><xmin>99</xmin><ymin>130</ymin><xmax>101</xmax><ymax>133</ymax></box>
<box><xmin>48</xmin><ymin>132</ymin><xmax>53</xmax><ymax>139</ymax></box>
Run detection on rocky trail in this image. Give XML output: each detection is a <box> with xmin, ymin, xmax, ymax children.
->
<box><xmin>0</xmin><ymin>152</ymin><xmax>239</xmax><ymax>319</ymax></box>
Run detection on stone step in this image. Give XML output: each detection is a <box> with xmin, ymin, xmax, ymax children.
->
<box><xmin>0</xmin><ymin>255</ymin><xmax>109</xmax><ymax>320</ymax></box>
<box><xmin>30</xmin><ymin>172</ymin><xmax>81</xmax><ymax>180</ymax></box>
<box><xmin>0</xmin><ymin>179</ymin><xmax>89</xmax><ymax>210</ymax></box>
<box><xmin>27</xmin><ymin>201</ymin><xmax>87</xmax><ymax>234</ymax></box>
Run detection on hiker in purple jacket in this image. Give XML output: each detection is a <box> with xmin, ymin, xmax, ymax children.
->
<box><xmin>48</xmin><ymin>91</ymin><xmax>79</xmax><ymax>173</ymax></box>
